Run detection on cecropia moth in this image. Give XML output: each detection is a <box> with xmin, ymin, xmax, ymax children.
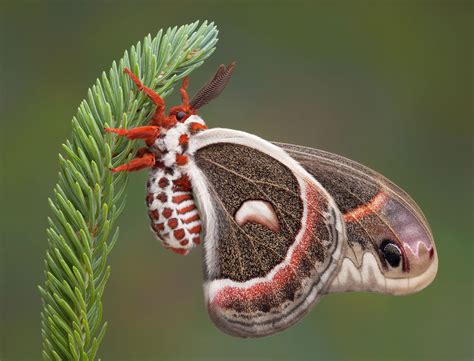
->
<box><xmin>105</xmin><ymin>63</ymin><xmax>438</xmax><ymax>337</ymax></box>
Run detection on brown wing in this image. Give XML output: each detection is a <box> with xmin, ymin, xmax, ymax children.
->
<box><xmin>190</xmin><ymin>129</ymin><xmax>345</xmax><ymax>337</ymax></box>
<box><xmin>196</xmin><ymin>143</ymin><xmax>304</xmax><ymax>282</ymax></box>
<box><xmin>275</xmin><ymin>142</ymin><xmax>437</xmax><ymax>295</ymax></box>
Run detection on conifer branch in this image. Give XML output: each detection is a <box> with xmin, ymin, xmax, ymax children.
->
<box><xmin>39</xmin><ymin>21</ymin><xmax>218</xmax><ymax>360</ymax></box>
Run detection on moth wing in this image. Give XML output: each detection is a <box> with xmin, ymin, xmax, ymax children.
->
<box><xmin>188</xmin><ymin>129</ymin><xmax>345</xmax><ymax>337</ymax></box>
<box><xmin>274</xmin><ymin>142</ymin><xmax>438</xmax><ymax>295</ymax></box>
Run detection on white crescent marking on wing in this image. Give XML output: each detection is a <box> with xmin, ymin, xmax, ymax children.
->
<box><xmin>234</xmin><ymin>200</ymin><xmax>280</xmax><ymax>232</ymax></box>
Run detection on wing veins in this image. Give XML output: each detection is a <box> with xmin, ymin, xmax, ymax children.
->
<box><xmin>200</xmin><ymin>156</ymin><xmax>331</xmax><ymax>275</ymax></box>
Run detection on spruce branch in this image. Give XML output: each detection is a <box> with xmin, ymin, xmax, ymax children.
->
<box><xmin>39</xmin><ymin>21</ymin><xmax>218</xmax><ymax>361</ymax></box>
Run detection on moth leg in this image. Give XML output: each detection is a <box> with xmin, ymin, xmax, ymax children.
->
<box><xmin>104</xmin><ymin>125</ymin><xmax>160</xmax><ymax>140</ymax></box>
<box><xmin>179</xmin><ymin>76</ymin><xmax>190</xmax><ymax>106</ymax></box>
<box><xmin>111</xmin><ymin>151</ymin><xmax>155</xmax><ymax>173</ymax></box>
<box><xmin>124</xmin><ymin>67</ymin><xmax>165</xmax><ymax>125</ymax></box>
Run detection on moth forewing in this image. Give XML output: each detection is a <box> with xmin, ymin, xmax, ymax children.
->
<box><xmin>275</xmin><ymin>142</ymin><xmax>438</xmax><ymax>296</ymax></box>
<box><xmin>189</xmin><ymin>128</ymin><xmax>346</xmax><ymax>337</ymax></box>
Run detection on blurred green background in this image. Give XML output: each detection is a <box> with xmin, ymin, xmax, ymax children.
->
<box><xmin>1</xmin><ymin>1</ymin><xmax>472</xmax><ymax>360</ymax></box>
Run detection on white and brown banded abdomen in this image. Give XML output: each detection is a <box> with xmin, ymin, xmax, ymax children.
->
<box><xmin>146</xmin><ymin>167</ymin><xmax>202</xmax><ymax>255</ymax></box>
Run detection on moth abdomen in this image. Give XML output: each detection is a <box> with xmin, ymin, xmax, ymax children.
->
<box><xmin>147</xmin><ymin>167</ymin><xmax>202</xmax><ymax>255</ymax></box>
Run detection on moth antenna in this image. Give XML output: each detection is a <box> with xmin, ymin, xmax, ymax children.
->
<box><xmin>180</xmin><ymin>76</ymin><xmax>190</xmax><ymax>107</ymax></box>
<box><xmin>190</xmin><ymin>62</ymin><xmax>235</xmax><ymax>110</ymax></box>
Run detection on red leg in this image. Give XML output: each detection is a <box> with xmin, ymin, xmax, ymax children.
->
<box><xmin>124</xmin><ymin>68</ymin><xmax>165</xmax><ymax>125</ymax></box>
<box><xmin>105</xmin><ymin>126</ymin><xmax>160</xmax><ymax>140</ymax></box>
<box><xmin>111</xmin><ymin>152</ymin><xmax>155</xmax><ymax>173</ymax></box>
<box><xmin>180</xmin><ymin>77</ymin><xmax>190</xmax><ymax>107</ymax></box>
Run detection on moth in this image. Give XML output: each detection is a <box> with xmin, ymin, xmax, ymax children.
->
<box><xmin>105</xmin><ymin>63</ymin><xmax>438</xmax><ymax>337</ymax></box>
